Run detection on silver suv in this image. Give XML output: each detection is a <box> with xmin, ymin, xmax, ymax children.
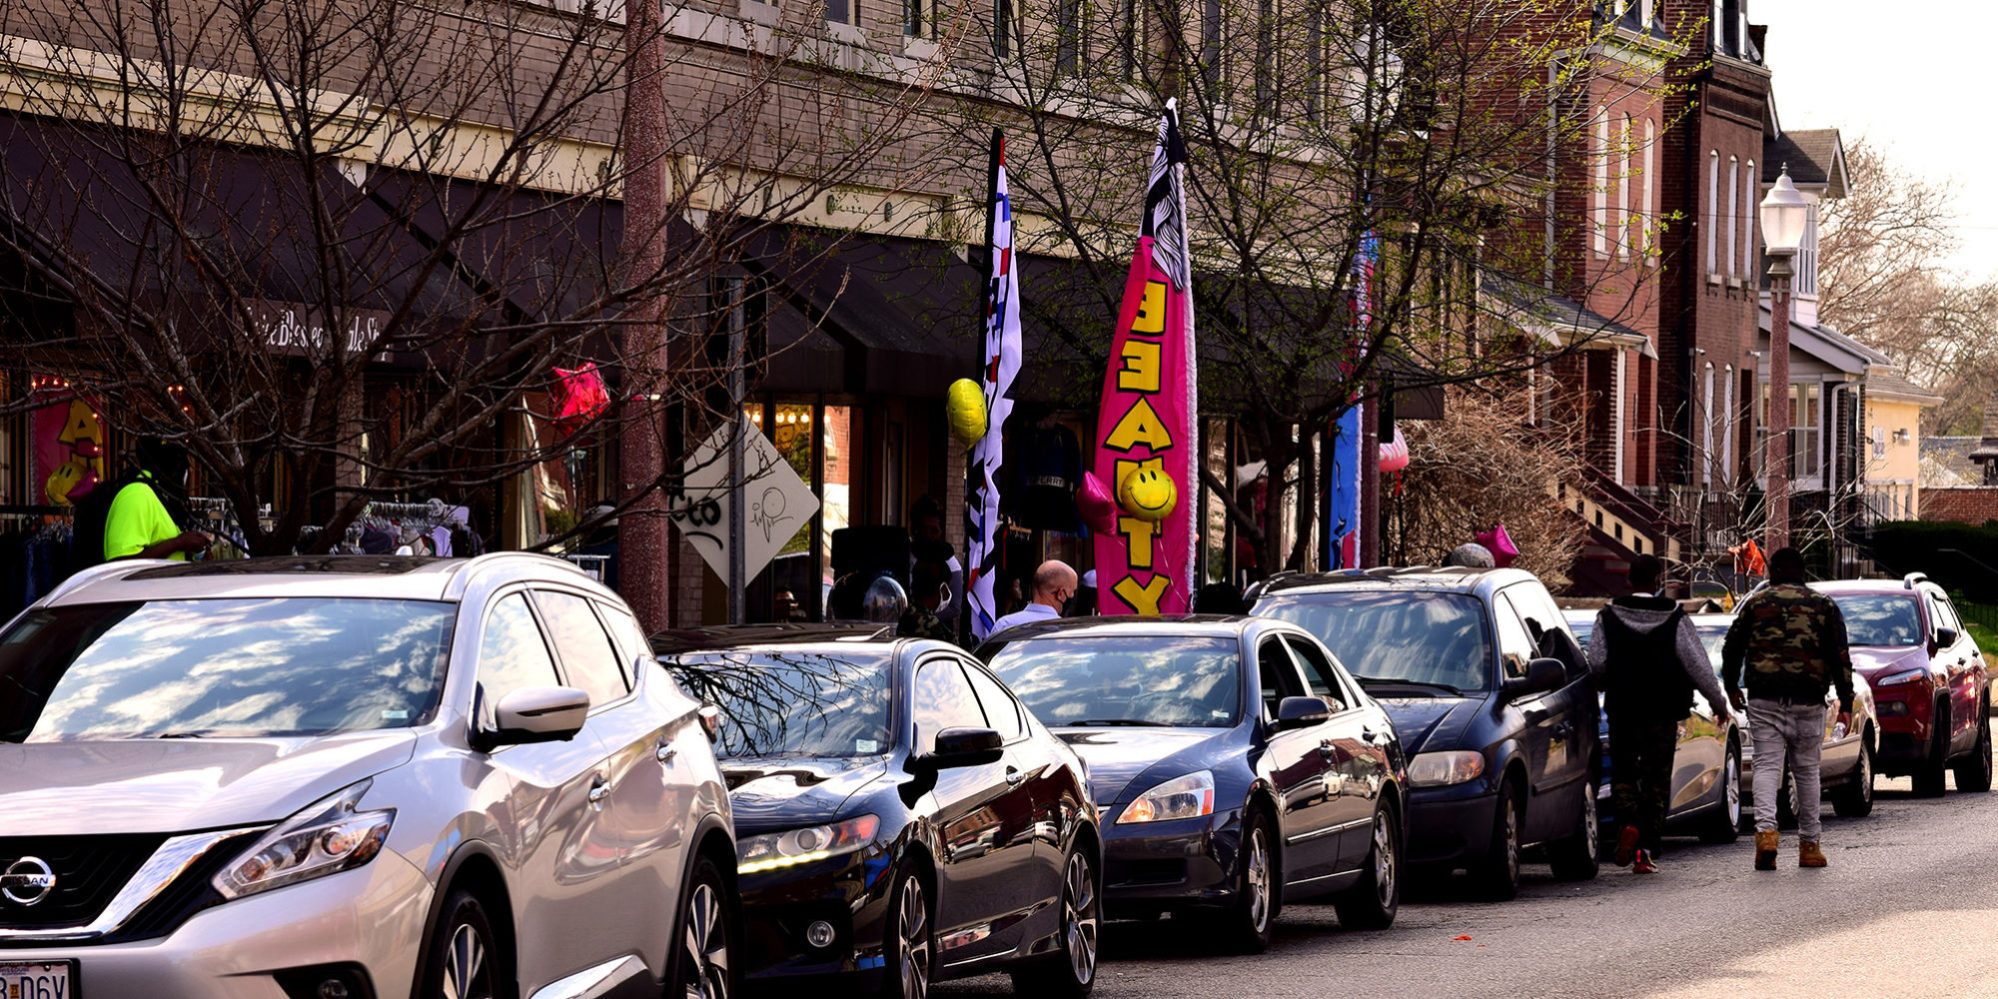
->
<box><xmin>0</xmin><ymin>554</ymin><xmax>735</xmax><ymax>999</ymax></box>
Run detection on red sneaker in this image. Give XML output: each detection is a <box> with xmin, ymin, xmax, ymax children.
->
<box><xmin>1632</xmin><ymin>849</ymin><xmax>1658</xmax><ymax>874</ymax></box>
<box><xmin>1614</xmin><ymin>825</ymin><xmax>1641</xmax><ymax>867</ymax></box>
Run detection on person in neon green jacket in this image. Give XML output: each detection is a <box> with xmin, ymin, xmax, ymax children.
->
<box><xmin>104</xmin><ymin>439</ymin><xmax>212</xmax><ymax>562</ymax></box>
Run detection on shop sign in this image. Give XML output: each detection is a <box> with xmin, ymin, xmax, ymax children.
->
<box><xmin>29</xmin><ymin>376</ymin><xmax>106</xmax><ymax>506</ymax></box>
<box><xmin>671</xmin><ymin>422</ymin><xmax>820</xmax><ymax>585</ymax></box>
<box><xmin>254</xmin><ymin>304</ymin><xmax>387</xmax><ymax>357</ymax></box>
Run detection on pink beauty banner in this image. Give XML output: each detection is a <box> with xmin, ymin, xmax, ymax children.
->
<box><xmin>1092</xmin><ymin>235</ymin><xmax>1194</xmax><ymax>616</ymax></box>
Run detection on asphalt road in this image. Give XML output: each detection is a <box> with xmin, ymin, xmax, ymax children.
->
<box><xmin>938</xmin><ymin>724</ymin><xmax>1998</xmax><ymax>999</ymax></box>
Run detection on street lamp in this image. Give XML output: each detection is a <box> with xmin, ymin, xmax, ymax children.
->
<box><xmin>1760</xmin><ymin>166</ymin><xmax>1809</xmax><ymax>553</ymax></box>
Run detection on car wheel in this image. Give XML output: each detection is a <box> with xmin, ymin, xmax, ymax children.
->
<box><xmin>1834</xmin><ymin>736</ymin><xmax>1876</xmax><ymax>818</ymax></box>
<box><xmin>1913</xmin><ymin>700</ymin><xmax>1951</xmax><ymax>798</ymax></box>
<box><xmin>1207</xmin><ymin>808</ymin><xmax>1278</xmax><ymax>953</ymax></box>
<box><xmin>1953</xmin><ymin>705</ymin><xmax>1993</xmax><ymax>793</ymax></box>
<box><xmin>674</xmin><ymin>857</ymin><xmax>735</xmax><ymax>999</ymax></box>
<box><xmin>878</xmin><ymin>863</ymin><xmax>934</xmax><ymax>999</ymax></box>
<box><xmin>1471</xmin><ymin>780</ymin><xmax>1521</xmax><ymax>902</ymax></box>
<box><xmin>1010</xmin><ymin>846</ymin><xmax>1100</xmax><ymax>998</ymax></box>
<box><xmin>1546</xmin><ymin>779</ymin><xmax>1600</xmax><ymax>881</ymax></box>
<box><xmin>422</xmin><ymin>889</ymin><xmax>503</xmax><ymax>999</ymax></box>
<box><xmin>1776</xmin><ymin>767</ymin><xmax>1800</xmax><ymax>831</ymax></box>
<box><xmin>1701</xmin><ymin>743</ymin><xmax>1744</xmax><ymax>843</ymax></box>
<box><xmin>1332</xmin><ymin>805</ymin><xmax>1401</xmax><ymax>930</ymax></box>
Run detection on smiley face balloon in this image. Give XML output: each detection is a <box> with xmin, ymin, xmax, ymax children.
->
<box><xmin>1117</xmin><ymin>466</ymin><xmax>1178</xmax><ymax>522</ymax></box>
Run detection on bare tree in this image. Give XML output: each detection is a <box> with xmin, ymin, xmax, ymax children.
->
<box><xmin>0</xmin><ymin>0</ymin><xmax>936</xmax><ymax>555</ymax></box>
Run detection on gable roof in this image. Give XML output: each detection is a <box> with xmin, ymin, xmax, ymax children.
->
<box><xmin>1865</xmin><ymin>369</ymin><xmax>1945</xmax><ymax>406</ymax></box>
<box><xmin>1763</xmin><ymin>129</ymin><xmax>1847</xmax><ymax>198</ymax></box>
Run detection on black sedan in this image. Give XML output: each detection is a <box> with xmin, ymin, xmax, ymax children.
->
<box><xmin>658</xmin><ymin>629</ymin><xmax>1101</xmax><ymax>999</ymax></box>
<box><xmin>977</xmin><ymin>616</ymin><xmax>1406</xmax><ymax>953</ymax></box>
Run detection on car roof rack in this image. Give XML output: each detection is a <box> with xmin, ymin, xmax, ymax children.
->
<box><xmin>1904</xmin><ymin>571</ymin><xmax>1929</xmax><ymax>590</ymax></box>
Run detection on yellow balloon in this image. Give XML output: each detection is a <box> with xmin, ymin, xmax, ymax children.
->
<box><xmin>1118</xmin><ymin>466</ymin><xmax>1178</xmax><ymax>522</ymax></box>
<box><xmin>946</xmin><ymin>378</ymin><xmax>988</xmax><ymax>447</ymax></box>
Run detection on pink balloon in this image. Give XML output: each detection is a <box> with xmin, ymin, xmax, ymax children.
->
<box><xmin>1476</xmin><ymin>523</ymin><xmax>1519</xmax><ymax>568</ymax></box>
<box><xmin>1378</xmin><ymin>426</ymin><xmax>1410</xmax><ymax>474</ymax></box>
<box><xmin>1077</xmin><ymin>471</ymin><xmax>1119</xmax><ymax>535</ymax></box>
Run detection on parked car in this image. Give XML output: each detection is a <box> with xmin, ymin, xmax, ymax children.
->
<box><xmin>975</xmin><ymin>616</ymin><xmax>1406</xmax><ymax>953</ymax></box>
<box><xmin>1251</xmin><ymin>568</ymin><xmax>1599</xmax><ymax>900</ymax></box>
<box><xmin>0</xmin><ymin>554</ymin><xmax>736</xmax><ymax>999</ymax></box>
<box><xmin>657</xmin><ymin>629</ymin><xmax>1101</xmax><ymax>999</ymax></box>
<box><xmin>1814</xmin><ymin>574</ymin><xmax>1990</xmax><ymax>797</ymax></box>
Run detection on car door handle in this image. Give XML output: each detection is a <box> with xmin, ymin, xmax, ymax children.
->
<box><xmin>1319</xmin><ymin>740</ymin><xmax>1338</xmax><ymax>759</ymax></box>
<box><xmin>588</xmin><ymin>774</ymin><xmax>612</xmax><ymax>808</ymax></box>
<box><xmin>1005</xmin><ymin>766</ymin><xmax>1026</xmax><ymax>786</ymax></box>
<box><xmin>656</xmin><ymin>738</ymin><xmax>677</xmax><ymax>765</ymax></box>
<box><xmin>1361</xmin><ymin>727</ymin><xmax>1383</xmax><ymax>745</ymax></box>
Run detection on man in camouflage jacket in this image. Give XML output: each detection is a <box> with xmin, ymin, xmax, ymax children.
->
<box><xmin>1721</xmin><ymin>547</ymin><xmax>1855</xmax><ymax>871</ymax></box>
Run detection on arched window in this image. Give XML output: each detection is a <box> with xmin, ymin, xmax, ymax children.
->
<box><xmin>1641</xmin><ymin>119</ymin><xmax>1656</xmax><ymax>255</ymax></box>
<box><xmin>1726</xmin><ymin>155</ymin><xmax>1740</xmax><ymax>276</ymax></box>
<box><xmin>1706</xmin><ymin>151</ymin><xmax>1719</xmax><ymax>274</ymax></box>
<box><xmin>1743</xmin><ymin>159</ymin><xmax>1757</xmax><ymax>279</ymax></box>
<box><xmin>1618</xmin><ymin>115</ymin><xmax>1633</xmax><ymax>259</ymax></box>
<box><xmin>1594</xmin><ymin>107</ymin><xmax>1610</xmax><ymax>257</ymax></box>
<box><xmin>1702</xmin><ymin>363</ymin><xmax>1716</xmax><ymax>488</ymax></box>
<box><xmin>1722</xmin><ymin>365</ymin><xmax>1737</xmax><ymax>486</ymax></box>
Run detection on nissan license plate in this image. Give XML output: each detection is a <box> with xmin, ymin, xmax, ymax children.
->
<box><xmin>0</xmin><ymin>962</ymin><xmax>73</xmax><ymax>999</ymax></box>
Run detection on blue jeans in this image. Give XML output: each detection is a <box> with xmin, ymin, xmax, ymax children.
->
<box><xmin>1749</xmin><ymin>698</ymin><xmax>1827</xmax><ymax>842</ymax></box>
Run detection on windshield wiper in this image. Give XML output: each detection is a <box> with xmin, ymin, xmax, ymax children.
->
<box><xmin>1355</xmin><ymin>677</ymin><xmax>1463</xmax><ymax>696</ymax></box>
<box><xmin>1067</xmin><ymin>719</ymin><xmax>1160</xmax><ymax>727</ymax></box>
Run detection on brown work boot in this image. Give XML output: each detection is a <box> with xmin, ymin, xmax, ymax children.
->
<box><xmin>1754</xmin><ymin>831</ymin><xmax>1779</xmax><ymax>871</ymax></box>
<box><xmin>1799</xmin><ymin>840</ymin><xmax>1828</xmax><ymax>869</ymax></box>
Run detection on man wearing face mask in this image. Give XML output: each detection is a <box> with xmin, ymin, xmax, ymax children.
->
<box><xmin>103</xmin><ymin>437</ymin><xmax>212</xmax><ymax>561</ymax></box>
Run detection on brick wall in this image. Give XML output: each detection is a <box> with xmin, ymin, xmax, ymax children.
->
<box><xmin>1921</xmin><ymin>487</ymin><xmax>1998</xmax><ymax>526</ymax></box>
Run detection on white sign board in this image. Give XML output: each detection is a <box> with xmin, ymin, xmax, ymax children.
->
<box><xmin>669</xmin><ymin>423</ymin><xmax>820</xmax><ymax>585</ymax></box>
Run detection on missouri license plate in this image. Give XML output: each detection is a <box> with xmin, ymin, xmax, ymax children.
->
<box><xmin>0</xmin><ymin>962</ymin><xmax>73</xmax><ymax>999</ymax></box>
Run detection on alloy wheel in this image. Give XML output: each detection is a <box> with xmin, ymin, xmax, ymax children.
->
<box><xmin>682</xmin><ymin>883</ymin><xmax>731</xmax><ymax>999</ymax></box>
<box><xmin>897</xmin><ymin>877</ymin><xmax>931</xmax><ymax>999</ymax></box>
<box><xmin>1859</xmin><ymin>744</ymin><xmax>1873</xmax><ymax>805</ymax></box>
<box><xmin>1500</xmin><ymin>797</ymin><xmax>1519</xmax><ymax>884</ymax></box>
<box><xmin>1372</xmin><ymin>813</ymin><xmax>1397</xmax><ymax>909</ymax></box>
<box><xmin>1724</xmin><ymin>752</ymin><xmax>1742</xmax><ymax>827</ymax></box>
<box><xmin>1062</xmin><ymin>852</ymin><xmax>1100</xmax><ymax>986</ymax></box>
<box><xmin>1244</xmin><ymin>826</ymin><xmax>1271</xmax><ymax>934</ymax></box>
<box><xmin>443</xmin><ymin>922</ymin><xmax>493</xmax><ymax>999</ymax></box>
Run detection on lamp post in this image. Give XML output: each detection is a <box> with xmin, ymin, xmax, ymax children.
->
<box><xmin>1759</xmin><ymin>167</ymin><xmax>1809</xmax><ymax>553</ymax></box>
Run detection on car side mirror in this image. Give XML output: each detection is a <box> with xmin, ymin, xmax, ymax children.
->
<box><xmin>1502</xmin><ymin>658</ymin><xmax>1566</xmax><ymax>702</ymax></box>
<box><xmin>481</xmin><ymin>686</ymin><xmax>591</xmax><ymax>749</ymax></box>
<box><xmin>922</xmin><ymin>727</ymin><xmax>1005</xmax><ymax>770</ymax></box>
<box><xmin>1935</xmin><ymin>627</ymin><xmax>1959</xmax><ymax>650</ymax></box>
<box><xmin>1272</xmin><ymin>695</ymin><xmax>1332</xmax><ymax>732</ymax></box>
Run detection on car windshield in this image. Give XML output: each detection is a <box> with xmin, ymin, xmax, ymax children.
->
<box><xmin>0</xmin><ymin>598</ymin><xmax>455</xmax><ymax>741</ymax></box>
<box><xmin>984</xmin><ymin>636</ymin><xmax>1241</xmax><ymax>728</ymax></box>
<box><xmin>1695</xmin><ymin>625</ymin><xmax>1728</xmax><ymax>670</ymax></box>
<box><xmin>1256</xmin><ymin>592</ymin><xmax>1493</xmax><ymax>692</ymax></box>
<box><xmin>1828</xmin><ymin>594</ymin><xmax>1925</xmax><ymax>648</ymax></box>
<box><xmin>665</xmin><ymin>651</ymin><xmax>892</xmax><ymax>758</ymax></box>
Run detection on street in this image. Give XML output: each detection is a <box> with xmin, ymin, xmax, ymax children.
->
<box><xmin>941</xmin><ymin>726</ymin><xmax>1998</xmax><ymax>999</ymax></box>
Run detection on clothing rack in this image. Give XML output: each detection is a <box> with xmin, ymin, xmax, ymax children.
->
<box><xmin>0</xmin><ymin>504</ymin><xmax>70</xmax><ymax>517</ymax></box>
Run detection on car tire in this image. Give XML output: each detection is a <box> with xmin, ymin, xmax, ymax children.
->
<box><xmin>1776</xmin><ymin>767</ymin><xmax>1799</xmax><ymax>831</ymax></box>
<box><xmin>1914</xmin><ymin>699</ymin><xmax>1951</xmax><ymax>798</ymax></box>
<box><xmin>878</xmin><ymin>862</ymin><xmax>935</xmax><ymax>999</ymax></box>
<box><xmin>1701</xmin><ymin>742</ymin><xmax>1744</xmax><ymax>844</ymax></box>
<box><xmin>1953</xmin><ymin>705</ymin><xmax>1993</xmax><ymax>793</ymax></box>
<box><xmin>672</xmin><ymin>855</ymin><xmax>736</xmax><ymax>999</ymax></box>
<box><xmin>1010</xmin><ymin>845</ymin><xmax>1100</xmax><ymax>998</ymax></box>
<box><xmin>1471</xmin><ymin>779</ymin><xmax>1521</xmax><ymax>903</ymax></box>
<box><xmin>420</xmin><ymin>889</ymin><xmax>506</xmax><ymax>999</ymax></box>
<box><xmin>1834</xmin><ymin>736</ymin><xmax>1876</xmax><ymax>818</ymax></box>
<box><xmin>1546</xmin><ymin>779</ymin><xmax>1600</xmax><ymax>881</ymax></box>
<box><xmin>1206</xmin><ymin>808</ymin><xmax>1279</xmax><ymax>954</ymax></box>
<box><xmin>1332</xmin><ymin>805</ymin><xmax>1402</xmax><ymax>930</ymax></box>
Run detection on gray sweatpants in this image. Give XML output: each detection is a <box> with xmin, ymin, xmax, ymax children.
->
<box><xmin>1750</xmin><ymin>698</ymin><xmax>1827</xmax><ymax>842</ymax></box>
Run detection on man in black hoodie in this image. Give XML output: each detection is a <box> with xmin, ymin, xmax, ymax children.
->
<box><xmin>1588</xmin><ymin>555</ymin><xmax>1734</xmax><ymax>873</ymax></box>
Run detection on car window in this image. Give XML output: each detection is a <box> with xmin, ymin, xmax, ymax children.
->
<box><xmin>964</xmin><ymin>663</ymin><xmax>1027</xmax><ymax>742</ymax></box>
<box><xmin>1508</xmin><ymin>585</ymin><xmax>1583</xmax><ymax>674</ymax></box>
<box><xmin>912</xmin><ymin>658</ymin><xmax>987</xmax><ymax>755</ymax></box>
<box><xmin>1255</xmin><ymin>591</ymin><xmax>1494</xmax><ymax>692</ymax></box>
<box><xmin>480</xmin><ymin>593</ymin><xmax>563</xmax><ymax>723</ymax></box>
<box><xmin>1283</xmin><ymin>635</ymin><xmax>1348</xmax><ymax>712</ymax></box>
<box><xmin>985</xmin><ymin>635</ymin><xmax>1242</xmax><ymax>728</ymax></box>
<box><xmin>595</xmin><ymin>602</ymin><xmax>652</xmax><ymax>691</ymax></box>
<box><xmin>1930</xmin><ymin>591</ymin><xmax>1964</xmax><ymax>637</ymax></box>
<box><xmin>534</xmin><ymin>591</ymin><xmax>630</xmax><ymax>709</ymax></box>
<box><xmin>1491</xmin><ymin>593</ymin><xmax>1536</xmax><ymax>680</ymax></box>
<box><xmin>665</xmin><ymin>649</ymin><xmax>891</xmax><ymax>758</ymax></box>
<box><xmin>1257</xmin><ymin>638</ymin><xmax>1304</xmax><ymax>717</ymax></box>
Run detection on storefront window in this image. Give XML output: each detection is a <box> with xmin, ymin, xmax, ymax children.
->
<box><xmin>820</xmin><ymin>405</ymin><xmax>851</xmax><ymax>606</ymax></box>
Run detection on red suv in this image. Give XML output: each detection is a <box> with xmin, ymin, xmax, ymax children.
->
<box><xmin>1813</xmin><ymin>575</ymin><xmax>1992</xmax><ymax>796</ymax></box>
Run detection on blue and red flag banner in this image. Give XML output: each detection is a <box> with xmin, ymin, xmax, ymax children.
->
<box><xmin>967</xmin><ymin>129</ymin><xmax>1022</xmax><ymax>641</ymax></box>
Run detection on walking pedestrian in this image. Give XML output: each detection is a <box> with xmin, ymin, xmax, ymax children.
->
<box><xmin>988</xmin><ymin>560</ymin><xmax>1075</xmax><ymax>635</ymax></box>
<box><xmin>1589</xmin><ymin>554</ymin><xmax>1734</xmax><ymax>873</ymax></box>
<box><xmin>1720</xmin><ymin>546</ymin><xmax>1855</xmax><ymax>871</ymax></box>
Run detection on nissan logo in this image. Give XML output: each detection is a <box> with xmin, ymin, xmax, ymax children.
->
<box><xmin>1</xmin><ymin>857</ymin><xmax>56</xmax><ymax>907</ymax></box>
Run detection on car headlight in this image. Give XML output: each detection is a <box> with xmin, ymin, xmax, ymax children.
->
<box><xmin>215</xmin><ymin>780</ymin><xmax>394</xmax><ymax>900</ymax></box>
<box><xmin>1875</xmin><ymin>668</ymin><xmax>1927</xmax><ymax>687</ymax></box>
<box><xmin>1408</xmin><ymin>751</ymin><xmax>1486</xmax><ymax>788</ymax></box>
<box><xmin>737</xmin><ymin>814</ymin><xmax>880</xmax><ymax>874</ymax></box>
<box><xmin>1118</xmin><ymin>771</ymin><xmax>1215</xmax><ymax>824</ymax></box>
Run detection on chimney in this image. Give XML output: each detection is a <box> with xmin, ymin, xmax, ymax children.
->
<box><xmin>1969</xmin><ymin>389</ymin><xmax>1998</xmax><ymax>485</ymax></box>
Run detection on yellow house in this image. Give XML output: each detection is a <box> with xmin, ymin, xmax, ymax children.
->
<box><xmin>1863</xmin><ymin>370</ymin><xmax>1944</xmax><ymax>521</ymax></box>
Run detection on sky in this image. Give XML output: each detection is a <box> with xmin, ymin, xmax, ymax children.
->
<box><xmin>1755</xmin><ymin>1</ymin><xmax>1998</xmax><ymax>280</ymax></box>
